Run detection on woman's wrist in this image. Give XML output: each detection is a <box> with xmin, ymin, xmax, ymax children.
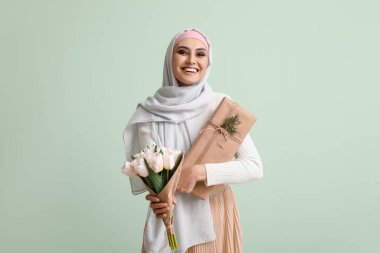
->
<box><xmin>196</xmin><ymin>164</ymin><xmax>207</xmax><ymax>182</ymax></box>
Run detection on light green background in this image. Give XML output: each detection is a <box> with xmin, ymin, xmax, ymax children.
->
<box><xmin>1</xmin><ymin>0</ymin><xmax>379</xmax><ymax>252</ymax></box>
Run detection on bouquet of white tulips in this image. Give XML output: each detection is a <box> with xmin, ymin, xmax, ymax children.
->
<box><xmin>122</xmin><ymin>144</ymin><xmax>184</xmax><ymax>251</ymax></box>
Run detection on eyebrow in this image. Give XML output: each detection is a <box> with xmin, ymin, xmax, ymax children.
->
<box><xmin>176</xmin><ymin>46</ymin><xmax>207</xmax><ymax>51</ymax></box>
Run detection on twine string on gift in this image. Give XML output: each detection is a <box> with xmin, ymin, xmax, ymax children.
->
<box><xmin>201</xmin><ymin>122</ymin><xmax>230</xmax><ymax>141</ymax></box>
<box><xmin>166</xmin><ymin>224</ymin><xmax>175</xmax><ymax>234</ymax></box>
<box><xmin>190</xmin><ymin>99</ymin><xmax>245</xmax><ymax>172</ymax></box>
<box><xmin>200</xmin><ymin>121</ymin><xmax>242</xmax><ymax>143</ymax></box>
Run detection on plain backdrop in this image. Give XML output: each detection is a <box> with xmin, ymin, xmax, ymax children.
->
<box><xmin>1</xmin><ymin>0</ymin><xmax>379</xmax><ymax>252</ymax></box>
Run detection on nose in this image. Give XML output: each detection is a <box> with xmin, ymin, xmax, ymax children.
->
<box><xmin>186</xmin><ymin>53</ymin><xmax>196</xmax><ymax>64</ymax></box>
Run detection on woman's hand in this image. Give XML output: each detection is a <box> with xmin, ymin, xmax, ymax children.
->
<box><xmin>145</xmin><ymin>194</ymin><xmax>177</xmax><ymax>219</ymax></box>
<box><xmin>177</xmin><ymin>164</ymin><xmax>207</xmax><ymax>193</ymax></box>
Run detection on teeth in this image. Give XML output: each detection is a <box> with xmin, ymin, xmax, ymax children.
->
<box><xmin>183</xmin><ymin>68</ymin><xmax>197</xmax><ymax>73</ymax></box>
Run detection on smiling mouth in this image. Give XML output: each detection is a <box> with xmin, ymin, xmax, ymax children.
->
<box><xmin>181</xmin><ymin>67</ymin><xmax>199</xmax><ymax>73</ymax></box>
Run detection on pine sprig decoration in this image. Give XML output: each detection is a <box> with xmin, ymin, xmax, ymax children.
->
<box><xmin>221</xmin><ymin>114</ymin><xmax>241</xmax><ymax>135</ymax></box>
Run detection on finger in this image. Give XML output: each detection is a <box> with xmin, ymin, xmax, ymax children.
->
<box><xmin>150</xmin><ymin>202</ymin><xmax>168</xmax><ymax>209</ymax></box>
<box><xmin>156</xmin><ymin>213</ymin><xmax>167</xmax><ymax>219</ymax></box>
<box><xmin>172</xmin><ymin>197</ymin><xmax>177</xmax><ymax>205</ymax></box>
<box><xmin>152</xmin><ymin>207</ymin><xmax>170</xmax><ymax>215</ymax></box>
<box><xmin>178</xmin><ymin>184</ymin><xmax>191</xmax><ymax>193</ymax></box>
<box><xmin>180</xmin><ymin>186</ymin><xmax>191</xmax><ymax>194</ymax></box>
<box><xmin>146</xmin><ymin>194</ymin><xmax>159</xmax><ymax>202</ymax></box>
<box><xmin>145</xmin><ymin>194</ymin><xmax>160</xmax><ymax>202</ymax></box>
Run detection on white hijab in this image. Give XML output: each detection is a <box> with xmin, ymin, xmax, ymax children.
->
<box><xmin>123</xmin><ymin>29</ymin><xmax>216</xmax><ymax>252</ymax></box>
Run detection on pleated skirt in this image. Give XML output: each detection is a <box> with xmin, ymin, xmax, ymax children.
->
<box><xmin>142</xmin><ymin>185</ymin><xmax>242</xmax><ymax>253</ymax></box>
<box><xmin>186</xmin><ymin>185</ymin><xmax>242</xmax><ymax>253</ymax></box>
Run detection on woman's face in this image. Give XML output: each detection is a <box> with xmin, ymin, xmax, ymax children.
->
<box><xmin>172</xmin><ymin>38</ymin><xmax>209</xmax><ymax>86</ymax></box>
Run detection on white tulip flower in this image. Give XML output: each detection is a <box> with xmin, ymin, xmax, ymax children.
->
<box><xmin>143</xmin><ymin>149</ymin><xmax>154</xmax><ymax>165</ymax></box>
<box><xmin>148</xmin><ymin>152</ymin><xmax>164</xmax><ymax>173</ymax></box>
<box><xmin>122</xmin><ymin>161</ymin><xmax>137</xmax><ymax>177</ymax></box>
<box><xmin>163</xmin><ymin>149</ymin><xmax>177</xmax><ymax>170</ymax></box>
<box><xmin>132</xmin><ymin>155</ymin><xmax>149</xmax><ymax>177</ymax></box>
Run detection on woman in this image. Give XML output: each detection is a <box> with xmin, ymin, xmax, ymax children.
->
<box><xmin>123</xmin><ymin>29</ymin><xmax>263</xmax><ymax>253</ymax></box>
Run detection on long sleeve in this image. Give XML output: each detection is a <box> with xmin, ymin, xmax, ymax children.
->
<box><xmin>204</xmin><ymin>133</ymin><xmax>263</xmax><ymax>186</ymax></box>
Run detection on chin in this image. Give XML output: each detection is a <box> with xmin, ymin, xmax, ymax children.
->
<box><xmin>180</xmin><ymin>79</ymin><xmax>199</xmax><ymax>86</ymax></box>
<box><xmin>178</xmin><ymin>82</ymin><xmax>193</xmax><ymax>87</ymax></box>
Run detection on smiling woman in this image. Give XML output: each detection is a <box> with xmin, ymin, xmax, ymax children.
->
<box><xmin>122</xmin><ymin>28</ymin><xmax>263</xmax><ymax>253</ymax></box>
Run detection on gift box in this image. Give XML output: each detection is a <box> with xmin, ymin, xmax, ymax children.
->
<box><xmin>181</xmin><ymin>97</ymin><xmax>257</xmax><ymax>200</ymax></box>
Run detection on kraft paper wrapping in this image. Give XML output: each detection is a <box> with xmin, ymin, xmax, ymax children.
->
<box><xmin>182</xmin><ymin>97</ymin><xmax>257</xmax><ymax>200</ymax></box>
<box><xmin>142</xmin><ymin>154</ymin><xmax>184</xmax><ymax>235</ymax></box>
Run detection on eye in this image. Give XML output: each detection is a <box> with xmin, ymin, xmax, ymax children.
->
<box><xmin>177</xmin><ymin>49</ymin><xmax>188</xmax><ymax>55</ymax></box>
<box><xmin>197</xmin><ymin>52</ymin><xmax>206</xmax><ymax>57</ymax></box>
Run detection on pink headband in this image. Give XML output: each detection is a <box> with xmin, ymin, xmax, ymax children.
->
<box><xmin>174</xmin><ymin>30</ymin><xmax>209</xmax><ymax>51</ymax></box>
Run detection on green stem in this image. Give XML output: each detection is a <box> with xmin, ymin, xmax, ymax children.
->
<box><xmin>167</xmin><ymin>232</ymin><xmax>178</xmax><ymax>251</ymax></box>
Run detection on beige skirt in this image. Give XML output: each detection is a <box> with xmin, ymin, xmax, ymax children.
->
<box><xmin>142</xmin><ymin>185</ymin><xmax>242</xmax><ymax>253</ymax></box>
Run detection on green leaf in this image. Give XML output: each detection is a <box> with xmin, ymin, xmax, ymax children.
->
<box><xmin>143</xmin><ymin>176</ymin><xmax>154</xmax><ymax>191</ymax></box>
<box><xmin>144</xmin><ymin>159</ymin><xmax>163</xmax><ymax>194</ymax></box>
<box><xmin>221</xmin><ymin>114</ymin><xmax>241</xmax><ymax>135</ymax></box>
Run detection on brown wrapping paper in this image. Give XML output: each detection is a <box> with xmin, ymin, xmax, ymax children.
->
<box><xmin>142</xmin><ymin>154</ymin><xmax>184</xmax><ymax>237</ymax></box>
<box><xmin>181</xmin><ymin>97</ymin><xmax>257</xmax><ymax>200</ymax></box>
